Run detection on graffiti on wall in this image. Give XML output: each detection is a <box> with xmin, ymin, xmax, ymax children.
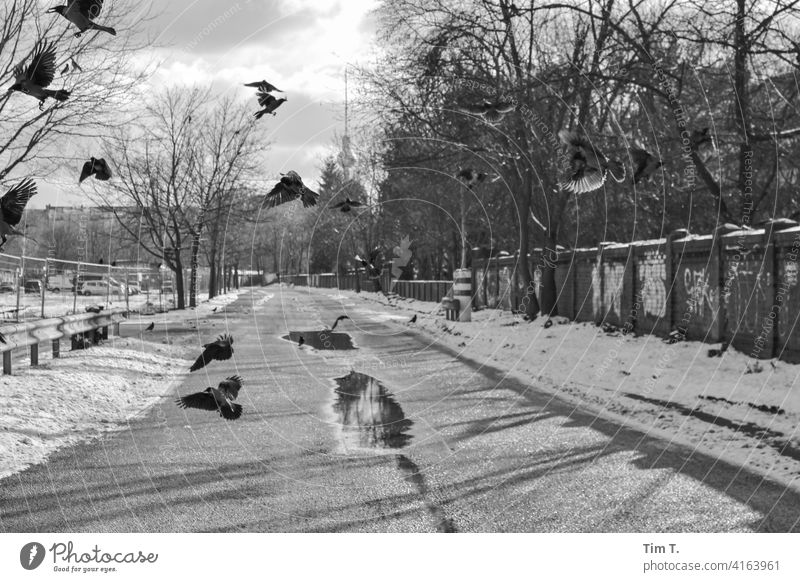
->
<box><xmin>682</xmin><ymin>267</ymin><xmax>717</xmax><ymax>318</ymax></box>
<box><xmin>638</xmin><ymin>250</ymin><xmax>667</xmax><ymax>318</ymax></box>
<box><xmin>602</xmin><ymin>263</ymin><xmax>625</xmax><ymax>317</ymax></box>
<box><xmin>728</xmin><ymin>264</ymin><xmax>771</xmax><ymax>335</ymax></box>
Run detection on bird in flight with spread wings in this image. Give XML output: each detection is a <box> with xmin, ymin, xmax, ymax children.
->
<box><xmin>459</xmin><ymin>100</ymin><xmax>516</xmax><ymax>124</ymax></box>
<box><xmin>189</xmin><ymin>334</ymin><xmax>234</xmax><ymax>372</ymax></box>
<box><xmin>79</xmin><ymin>157</ymin><xmax>112</xmax><ymax>183</ymax></box>
<box><xmin>262</xmin><ymin>171</ymin><xmax>319</xmax><ymax>209</ymax></box>
<box><xmin>7</xmin><ymin>41</ymin><xmax>70</xmax><ymax>110</ymax></box>
<box><xmin>0</xmin><ymin>179</ymin><xmax>37</xmax><ymax>251</ymax></box>
<box><xmin>175</xmin><ymin>376</ymin><xmax>244</xmax><ymax>421</ymax></box>
<box><xmin>558</xmin><ymin>130</ymin><xmax>626</xmax><ymax>194</ymax></box>
<box><xmin>330</xmin><ymin>197</ymin><xmax>364</xmax><ymax>213</ymax></box>
<box><xmin>48</xmin><ymin>0</ymin><xmax>116</xmax><ymax>37</ymax></box>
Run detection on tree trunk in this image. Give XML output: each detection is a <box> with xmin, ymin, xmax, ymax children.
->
<box><xmin>208</xmin><ymin>247</ymin><xmax>217</xmax><ymax>299</ymax></box>
<box><xmin>518</xmin><ymin>176</ymin><xmax>539</xmax><ymax>320</ymax></box>
<box><xmin>174</xmin><ymin>255</ymin><xmax>185</xmax><ymax>310</ymax></box>
<box><xmin>189</xmin><ymin>231</ymin><xmax>201</xmax><ymax>308</ymax></box>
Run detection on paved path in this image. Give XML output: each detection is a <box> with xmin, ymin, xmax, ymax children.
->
<box><xmin>2</xmin><ymin>287</ymin><xmax>799</xmax><ymax>532</ymax></box>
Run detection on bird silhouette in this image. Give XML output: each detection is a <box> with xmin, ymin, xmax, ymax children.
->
<box><xmin>298</xmin><ymin>335</ymin><xmax>305</xmax><ymax>346</ymax></box>
<box><xmin>558</xmin><ymin>130</ymin><xmax>625</xmax><ymax>194</ymax></box>
<box><xmin>630</xmin><ymin>147</ymin><xmax>662</xmax><ymax>183</ymax></box>
<box><xmin>0</xmin><ymin>179</ymin><xmax>37</xmax><ymax>251</ymax></box>
<box><xmin>189</xmin><ymin>334</ymin><xmax>234</xmax><ymax>372</ymax></box>
<box><xmin>330</xmin><ymin>315</ymin><xmax>349</xmax><ymax>330</ymax></box>
<box><xmin>544</xmin><ymin>318</ymin><xmax>553</xmax><ymax>329</ymax></box>
<box><xmin>253</xmin><ymin>92</ymin><xmax>286</xmax><ymax>119</ymax></box>
<box><xmin>409</xmin><ymin>314</ymin><xmax>417</xmax><ymax>324</ymax></box>
<box><xmin>85</xmin><ymin>305</ymin><xmax>103</xmax><ymax>313</ymax></box>
<box><xmin>175</xmin><ymin>376</ymin><xmax>244</xmax><ymax>421</ymax></box>
<box><xmin>263</xmin><ymin>171</ymin><xmax>319</xmax><ymax>209</ymax></box>
<box><xmin>356</xmin><ymin>247</ymin><xmax>382</xmax><ymax>278</ymax></box>
<box><xmin>7</xmin><ymin>41</ymin><xmax>70</xmax><ymax>110</ymax></box>
<box><xmin>144</xmin><ymin>322</ymin><xmax>154</xmax><ymax>332</ymax></box>
<box><xmin>47</xmin><ymin>1</ymin><xmax>116</xmax><ymax>37</ymax></box>
<box><xmin>330</xmin><ymin>198</ymin><xmax>364</xmax><ymax>212</ymax></box>
<box><xmin>79</xmin><ymin>157</ymin><xmax>112</xmax><ymax>183</ymax></box>
<box><xmin>245</xmin><ymin>80</ymin><xmax>282</xmax><ymax>93</ymax></box>
<box><xmin>459</xmin><ymin>100</ymin><xmax>515</xmax><ymax>124</ymax></box>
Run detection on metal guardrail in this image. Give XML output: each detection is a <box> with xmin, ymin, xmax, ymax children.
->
<box><xmin>0</xmin><ymin>308</ymin><xmax>127</xmax><ymax>374</ymax></box>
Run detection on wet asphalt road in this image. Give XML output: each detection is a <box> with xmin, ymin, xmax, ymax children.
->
<box><xmin>1</xmin><ymin>287</ymin><xmax>799</xmax><ymax>532</ymax></box>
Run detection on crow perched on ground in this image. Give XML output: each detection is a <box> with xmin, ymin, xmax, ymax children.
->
<box><xmin>175</xmin><ymin>376</ymin><xmax>244</xmax><ymax>421</ymax></box>
<box><xmin>79</xmin><ymin>157</ymin><xmax>112</xmax><ymax>183</ymax></box>
<box><xmin>144</xmin><ymin>322</ymin><xmax>154</xmax><ymax>332</ymax></box>
<box><xmin>7</xmin><ymin>41</ymin><xmax>70</xmax><ymax>110</ymax></box>
<box><xmin>409</xmin><ymin>314</ymin><xmax>417</xmax><ymax>324</ymax></box>
<box><xmin>262</xmin><ymin>171</ymin><xmax>319</xmax><ymax>209</ymax></box>
<box><xmin>330</xmin><ymin>315</ymin><xmax>349</xmax><ymax>330</ymax></box>
<box><xmin>189</xmin><ymin>334</ymin><xmax>234</xmax><ymax>372</ymax></box>
<box><xmin>459</xmin><ymin>100</ymin><xmax>516</xmax><ymax>124</ymax></box>
<box><xmin>85</xmin><ymin>305</ymin><xmax>103</xmax><ymax>313</ymax></box>
<box><xmin>47</xmin><ymin>1</ymin><xmax>116</xmax><ymax>37</ymax></box>
<box><xmin>330</xmin><ymin>198</ymin><xmax>364</xmax><ymax>212</ymax></box>
<box><xmin>0</xmin><ymin>179</ymin><xmax>37</xmax><ymax>251</ymax></box>
<box><xmin>298</xmin><ymin>335</ymin><xmax>305</xmax><ymax>346</ymax></box>
<box><xmin>558</xmin><ymin>130</ymin><xmax>625</xmax><ymax>194</ymax></box>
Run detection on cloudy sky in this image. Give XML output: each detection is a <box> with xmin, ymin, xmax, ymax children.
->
<box><xmin>35</xmin><ymin>0</ymin><xmax>380</xmax><ymax>207</ymax></box>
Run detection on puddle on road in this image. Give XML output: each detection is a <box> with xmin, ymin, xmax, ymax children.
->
<box><xmin>331</xmin><ymin>371</ymin><xmax>412</xmax><ymax>449</ymax></box>
<box><xmin>283</xmin><ymin>331</ymin><xmax>356</xmax><ymax>350</ymax></box>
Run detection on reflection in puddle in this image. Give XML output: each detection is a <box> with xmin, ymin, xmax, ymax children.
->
<box><xmin>332</xmin><ymin>371</ymin><xmax>412</xmax><ymax>449</ymax></box>
<box><xmin>283</xmin><ymin>331</ymin><xmax>356</xmax><ymax>350</ymax></box>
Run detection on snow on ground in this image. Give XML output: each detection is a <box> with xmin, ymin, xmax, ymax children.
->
<box><xmin>322</xmin><ymin>288</ymin><xmax>800</xmax><ymax>489</ymax></box>
<box><xmin>0</xmin><ymin>290</ymin><xmax>240</xmax><ymax>479</ymax></box>
<box><xmin>0</xmin><ymin>337</ymin><xmax>192</xmax><ymax>479</ymax></box>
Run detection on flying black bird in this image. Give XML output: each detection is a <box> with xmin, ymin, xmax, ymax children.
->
<box><xmin>330</xmin><ymin>315</ymin><xmax>349</xmax><ymax>330</ymax></box>
<box><xmin>459</xmin><ymin>100</ymin><xmax>516</xmax><ymax>124</ymax></box>
<box><xmin>262</xmin><ymin>171</ymin><xmax>319</xmax><ymax>209</ymax></box>
<box><xmin>409</xmin><ymin>314</ymin><xmax>417</xmax><ymax>324</ymax></box>
<box><xmin>691</xmin><ymin>127</ymin><xmax>713</xmax><ymax>150</ymax></box>
<box><xmin>144</xmin><ymin>322</ymin><xmax>154</xmax><ymax>332</ymax></box>
<box><xmin>330</xmin><ymin>198</ymin><xmax>364</xmax><ymax>212</ymax></box>
<box><xmin>0</xmin><ymin>179</ymin><xmax>37</xmax><ymax>250</ymax></box>
<box><xmin>253</xmin><ymin>92</ymin><xmax>287</xmax><ymax>120</ymax></box>
<box><xmin>7</xmin><ymin>41</ymin><xmax>70</xmax><ymax>110</ymax></box>
<box><xmin>356</xmin><ymin>247</ymin><xmax>382</xmax><ymax>278</ymax></box>
<box><xmin>70</xmin><ymin>58</ymin><xmax>82</xmax><ymax>72</ymax></box>
<box><xmin>79</xmin><ymin>157</ymin><xmax>112</xmax><ymax>183</ymax></box>
<box><xmin>175</xmin><ymin>376</ymin><xmax>244</xmax><ymax>421</ymax></box>
<box><xmin>456</xmin><ymin>168</ymin><xmax>488</xmax><ymax>190</ymax></box>
<box><xmin>47</xmin><ymin>1</ymin><xmax>116</xmax><ymax>37</ymax></box>
<box><xmin>631</xmin><ymin>147</ymin><xmax>662</xmax><ymax>184</ymax></box>
<box><xmin>244</xmin><ymin>80</ymin><xmax>282</xmax><ymax>93</ymax></box>
<box><xmin>189</xmin><ymin>334</ymin><xmax>234</xmax><ymax>372</ymax></box>
<box><xmin>558</xmin><ymin>130</ymin><xmax>625</xmax><ymax>194</ymax></box>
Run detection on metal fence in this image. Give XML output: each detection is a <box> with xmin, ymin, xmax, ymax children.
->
<box><xmin>0</xmin><ymin>253</ymin><xmax>183</xmax><ymax>321</ymax></box>
<box><xmin>282</xmin><ymin>269</ymin><xmax>453</xmax><ymax>303</ymax></box>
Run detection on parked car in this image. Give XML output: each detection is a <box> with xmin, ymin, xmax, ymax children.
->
<box><xmin>47</xmin><ymin>274</ymin><xmax>73</xmax><ymax>293</ymax></box>
<box><xmin>24</xmin><ymin>280</ymin><xmax>42</xmax><ymax>294</ymax></box>
<box><xmin>0</xmin><ymin>282</ymin><xmax>15</xmax><ymax>293</ymax></box>
<box><xmin>80</xmin><ymin>280</ymin><xmax>124</xmax><ymax>296</ymax></box>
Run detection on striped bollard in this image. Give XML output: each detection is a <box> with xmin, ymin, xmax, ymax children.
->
<box><xmin>453</xmin><ymin>268</ymin><xmax>472</xmax><ymax>322</ymax></box>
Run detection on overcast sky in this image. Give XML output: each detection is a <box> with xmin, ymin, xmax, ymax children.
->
<box><xmin>34</xmin><ymin>0</ymin><xmax>380</xmax><ymax>208</ymax></box>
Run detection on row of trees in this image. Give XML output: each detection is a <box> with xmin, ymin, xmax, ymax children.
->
<box><xmin>340</xmin><ymin>0</ymin><xmax>800</xmax><ymax>316</ymax></box>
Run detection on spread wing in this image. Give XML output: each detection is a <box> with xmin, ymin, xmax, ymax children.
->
<box><xmin>246</xmin><ymin>80</ymin><xmax>281</xmax><ymax>92</ymax></box>
<box><xmin>218</xmin><ymin>402</ymin><xmax>243</xmax><ymax>420</ymax></box>
<box><xmin>175</xmin><ymin>391</ymin><xmax>218</xmax><ymax>412</ymax></box>
<box><xmin>458</xmin><ymin>102</ymin><xmax>490</xmax><ymax>115</ymax></box>
<box><xmin>79</xmin><ymin>160</ymin><xmax>94</xmax><ymax>183</ymax></box>
<box><xmin>219</xmin><ymin>375</ymin><xmax>243</xmax><ymax>400</ymax></box>
<box><xmin>262</xmin><ymin>180</ymin><xmax>297</xmax><ymax>208</ymax></box>
<box><xmin>77</xmin><ymin>0</ymin><xmax>104</xmax><ymax>19</ymax></box>
<box><xmin>25</xmin><ymin>42</ymin><xmax>57</xmax><ymax>88</ymax></box>
<box><xmin>256</xmin><ymin>91</ymin><xmax>276</xmax><ymax>108</ymax></box>
<box><xmin>1</xmin><ymin>179</ymin><xmax>37</xmax><ymax>226</ymax></box>
<box><xmin>493</xmin><ymin>102</ymin><xmax>516</xmax><ymax>114</ymax></box>
<box><xmin>95</xmin><ymin>158</ymin><xmax>112</xmax><ymax>180</ymax></box>
<box><xmin>299</xmin><ymin>185</ymin><xmax>319</xmax><ymax>207</ymax></box>
<box><xmin>560</xmin><ymin>167</ymin><xmax>606</xmax><ymax>194</ymax></box>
